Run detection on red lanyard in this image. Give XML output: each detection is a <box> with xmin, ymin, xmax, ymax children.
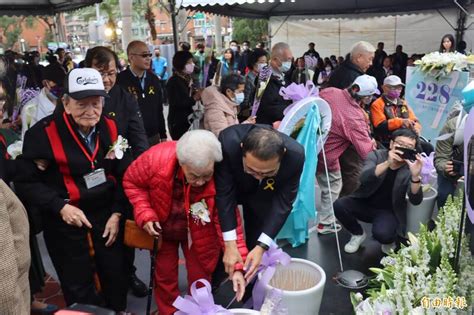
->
<box><xmin>63</xmin><ymin>112</ymin><xmax>100</xmax><ymax>170</ymax></box>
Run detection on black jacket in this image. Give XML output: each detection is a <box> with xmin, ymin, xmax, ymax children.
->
<box><xmin>15</xmin><ymin>112</ymin><xmax>133</xmax><ymax>219</ymax></box>
<box><xmin>327</xmin><ymin>59</ymin><xmax>364</xmax><ymax>89</ymax></box>
<box><xmin>105</xmin><ymin>85</ymin><xmax>149</xmax><ymax>158</ymax></box>
<box><xmin>215</xmin><ymin>124</ymin><xmax>305</xmax><ymax>241</ymax></box>
<box><xmin>256</xmin><ymin>75</ymin><xmax>292</xmax><ymax>125</ymax></box>
<box><xmin>166</xmin><ymin>75</ymin><xmax>196</xmax><ymax>140</ymax></box>
<box><xmin>353</xmin><ymin>150</ymin><xmax>423</xmax><ymax>233</ymax></box>
<box><xmin>117</xmin><ymin>68</ymin><xmax>166</xmax><ymax>139</ymax></box>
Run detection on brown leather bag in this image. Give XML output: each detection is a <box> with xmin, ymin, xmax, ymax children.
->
<box><xmin>124</xmin><ymin>220</ymin><xmax>162</xmax><ymax>251</ymax></box>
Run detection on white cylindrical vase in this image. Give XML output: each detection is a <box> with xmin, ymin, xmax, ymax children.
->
<box><xmin>406</xmin><ymin>186</ymin><xmax>438</xmax><ymax>234</ymax></box>
<box><xmin>261</xmin><ymin>258</ymin><xmax>326</xmax><ymax>315</ymax></box>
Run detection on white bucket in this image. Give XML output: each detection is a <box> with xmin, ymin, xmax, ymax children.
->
<box><xmin>262</xmin><ymin>258</ymin><xmax>326</xmax><ymax>315</ymax></box>
<box><xmin>406</xmin><ymin>186</ymin><xmax>438</xmax><ymax>234</ymax></box>
<box><xmin>229</xmin><ymin>309</ymin><xmax>261</xmax><ymax>314</ymax></box>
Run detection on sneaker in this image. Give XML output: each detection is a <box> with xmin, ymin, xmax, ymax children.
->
<box><xmin>317</xmin><ymin>222</ymin><xmax>342</xmax><ymax>234</ymax></box>
<box><xmin>344</xmin><ymin>232</ymin><xmax>367</xmax><ymax>253</ymax></box>
<box><xmin>381</xmin><ymin>242</ymin><xmax>396</xmax><ymax>255</ymax></box>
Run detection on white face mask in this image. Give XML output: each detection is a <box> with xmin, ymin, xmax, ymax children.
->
<box><xmin>230</xmin><ymin>46</ymin><xmax>238</xmax><ymax>52</ymax></box>
<box><xmin>325</xmin><ymin>67</ymin><xmax>332</xmax><ymax>72</ymax></box>
<box><xmin>234</xmin><ymin>92</ymin><xmax>244</xmax><ymax>105</ymax></box>
<box><xmin>184</xmin><ymin>63</ymin><xmax>195</xmax><ymax>74</ymax></box>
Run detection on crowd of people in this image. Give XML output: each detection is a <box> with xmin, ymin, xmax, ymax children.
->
<box><xmin>0</xmin><ymin>33</ymin><xmax>471</xmax><ymax>314</ymax></box>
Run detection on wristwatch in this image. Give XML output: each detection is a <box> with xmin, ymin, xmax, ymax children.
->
<box><xmin>256</xmin><ymin>241</ymin><xmax>270</xmax><ymax>251</ymax></box>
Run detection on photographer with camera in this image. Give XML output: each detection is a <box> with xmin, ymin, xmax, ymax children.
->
<box><xmin>334</xmin><ymin>128</ymin><xmax>423</xmax><ymax>254</ymax></box>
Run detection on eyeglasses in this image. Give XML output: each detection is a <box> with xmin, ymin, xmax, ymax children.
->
<box><xmin>131</xmin><ymin>53</ymin><xmax>152</xmax><ymax>58</ymax></box>
<box><xmin>99</xmin><ymin>70</ymin><xmax>117</xmax><ymax>79</ymax></box>
<box><xmin>187</xmin><ymin>172</ymin><xmax>213</xmax><ymax>182</ymax></box>
<box><xmin>73</xmin><ymin>102</ymin><xmax>103</xmax><ymax>111</ymax></box>
<box><xmin>243</xmin><ymin>161</ymin><xmax>280</xmax><ymax>178</ymax></box>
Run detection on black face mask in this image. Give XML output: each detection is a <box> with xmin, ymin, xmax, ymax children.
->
<box><xmin>155</xmin><ymin>54</ymin><xmax>160</xmax><ymax>58</ymax></box>
<box><xmin>199</xmin><ymin>50</ymin><xmax>204</xmax><ymax>54</ymax></box>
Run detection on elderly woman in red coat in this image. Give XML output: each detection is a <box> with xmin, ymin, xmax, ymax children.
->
<box><xmin>123</xmin><ymin>130</ymin><xmax>248</xmax><ymax>315</ymax></box>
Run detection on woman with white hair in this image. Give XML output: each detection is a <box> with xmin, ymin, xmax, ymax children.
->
<box><xmin>123</xmin><ymin>130</ymin><xmax>248</xmax><ymax>315</ymax></box>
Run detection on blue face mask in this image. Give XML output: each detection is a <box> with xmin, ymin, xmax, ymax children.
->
<box><xmin>234</xmin><ymin>92</ymin><xmax>244</xmax><ymax>105</ymax></box>
<box><xmin>279</xmin><ymin>61</ymin><xmax>292</xmax><ymax>73</ymax></box>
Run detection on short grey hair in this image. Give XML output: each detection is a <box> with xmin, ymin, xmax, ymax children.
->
<box><xmin>271</xmin><ymin>42</ymin><xmax>290</xmax><ymax>58</ymax></box>
<box><xmin>350</xmin><ymin>41</ymin><xmax>376</xmax><ymax>59</ymax></box>
<box><xmin>176</xmin><ymin>130</ymin><xmax>223</xmax><ymax>169</ymax></box>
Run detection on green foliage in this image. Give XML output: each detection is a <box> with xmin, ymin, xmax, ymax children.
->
<box><xmin>0</xmin><ymin>16</ymin><xmax>35</xmax><ymax>49</ymax></box>
<box><xmin>232</xmin><ymin>18</ymin><xmax>268</xmax><ymax>47</ymax></box>
<box><xmin>43</xmin><ymin>29</ymin><xmax>54</xmax><ymax>48</ymax></box>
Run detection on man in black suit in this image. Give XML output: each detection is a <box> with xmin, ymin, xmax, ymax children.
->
<box><xmin>255</xmin><ymin>42</ymin><xmax>293</xmax><ymax>125</ymax></box>
<box><xmin>215</xmin><ymin>125</ymin><xmax>305</xmax><ymax>280</ymax></box>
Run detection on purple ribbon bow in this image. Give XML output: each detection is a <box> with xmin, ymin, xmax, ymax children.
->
<box><xmin>250</xmin><ymin>244</ymin><xmax>291</xmax><ymax>310</ymax></box>
<box><xmin>280</xmin><ymin>81</ymin><xmax>319</xmax><ymax>116</ymax></box>
<box><xmin>420</xmin><ymin>152</ymin><xmax>436</xmax><ymax>186</ymax></box>
<box><xmin>173</xmin><ymin>279</ymin><xmax>231</xmax><ymax>315</ymax></box>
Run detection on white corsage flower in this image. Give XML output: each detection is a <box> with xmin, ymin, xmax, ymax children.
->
<box><xmin>190</xmin><ymin>199</ymin><xmax>210</xmax><ymax>226</ymax></box>
<box><xmin>7</xmin><ymin>140</ymin><xmax>23</xmax><ymax>160</ymax></box>
<box><xmin>106</xmin><ymin>135</ymin><xmax>129</xmax><ymax>160</ymax></box>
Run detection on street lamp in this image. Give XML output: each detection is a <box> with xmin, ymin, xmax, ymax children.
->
<box><xmin>20</xmin><ymin>38</ymin><xmax>26</xmax><ymax>52</ymax></box>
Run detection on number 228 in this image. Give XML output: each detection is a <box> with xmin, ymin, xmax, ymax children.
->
<box><xmin>416</xmin><ymin>82</ymin><xmax>450</xmax><ymax>104</ymax></box>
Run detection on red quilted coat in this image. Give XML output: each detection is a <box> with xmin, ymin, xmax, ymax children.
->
<box><xmin>123</xmin><ymin>141</ymin><xmax>248</xmax><ymax>274</ymax></box>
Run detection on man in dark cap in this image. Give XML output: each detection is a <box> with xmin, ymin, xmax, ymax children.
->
<box><xmin>21</xmin><ymin>63</ymin><xmax>66</xmax><ymax>138</ymax></box>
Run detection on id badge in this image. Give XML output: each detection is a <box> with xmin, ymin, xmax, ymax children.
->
<box><xmin>83</xmin><ymin>168</ymin><xmax>107</xmax><ymax>189</ymax></box>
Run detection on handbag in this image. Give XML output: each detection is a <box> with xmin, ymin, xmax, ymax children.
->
<box><xmin>124</xmin><ymin>219</ymin><xmax>162</xmax><ymax>251</ymax></box>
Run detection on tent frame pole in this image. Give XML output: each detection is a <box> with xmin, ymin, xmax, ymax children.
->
<box><xmin>170</xmin><ymin>0</ymin><xmax>179</xmax><ymax>53</ymax></box>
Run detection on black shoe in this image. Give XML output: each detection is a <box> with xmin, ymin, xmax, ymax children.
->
<box><xmin>129</xmin><ymin>273</ymin><xmax>148</xmax><ymax>297</ymax></box>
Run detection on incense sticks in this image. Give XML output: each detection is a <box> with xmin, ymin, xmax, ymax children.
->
<box><xmin>269</xmin><ymin>267</ymin><xmax>321</xmax><ymax>291</ymax></box>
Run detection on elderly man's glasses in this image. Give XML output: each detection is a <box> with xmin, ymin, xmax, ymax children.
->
<box><xmin>131</xmin><ymin>53</ymin><xmax>152</xmax><ymax>58</ymax></box>
<box><xmin>73</xmin><ymin>102</ymin><xmax>103</xmax><ymax>111</ymax></box>
<box><xmin>99</xmin><ymin>70</ymin><xmax>117</xmax><ymax>79</ymax></box>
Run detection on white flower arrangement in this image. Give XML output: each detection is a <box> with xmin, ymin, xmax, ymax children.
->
<box><xmin>351</xmin><ymin>194</ymin><xmax>474</xmax><ymax>314</ymax></box>
<box><xmin>106</xmin><ymin>135</ymin><xmax>129</xmax><ymax>160</ymax></box>
<box><xmin>189</xmin><ymin>199</ymin><xmax>210</xmax><ymax>226</ymax></box>
<box><xmin>414</xmin><ymin>52</ymin><xmax>474</xmax><ymax>79</ymax></box>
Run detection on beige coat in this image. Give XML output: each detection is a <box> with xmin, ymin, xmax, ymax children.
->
<box><xmin>202</xmin><ymin>85</ymin><xmax>239</xmax><ymax>136</ymax></box>
<box><xmin>0</xmin><ymin>180</ymin><xmax>30</xmax><ymax>315</ymax></box>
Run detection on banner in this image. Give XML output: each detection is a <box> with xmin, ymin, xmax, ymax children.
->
<box><xmin>406</xmin><ymin>67</ymin><xmax>469</xmax><ymax>142</ymax></box>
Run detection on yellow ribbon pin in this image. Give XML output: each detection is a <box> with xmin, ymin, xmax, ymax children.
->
<box><xmin>108</xmin><ymin>112</ymin><xmax>116</xmax><ymax>117</ymax></box>
<box><xmin>263</xmin><ymin>179</ymin><xmax>275</xmax><ymax>191</ymax></box>
<box><xmin>401</xmin><ymin>106</ymin><xmax>408</xmax><ymax>113</ymax></box>
<box><xmin>149</xmin><ymin>86</ymin><xmax>155</xmax><ymax>95</ymax></box>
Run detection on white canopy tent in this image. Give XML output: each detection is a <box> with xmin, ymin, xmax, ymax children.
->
<box><xmin>269</xmin><ymin>9</ymin><xmax>474</xmax><ymax>58</ymax></box>
<box><xmin>181</xmin><ymin>0</ymin><xmax>472</xmax><ymax>56</ymax></box>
